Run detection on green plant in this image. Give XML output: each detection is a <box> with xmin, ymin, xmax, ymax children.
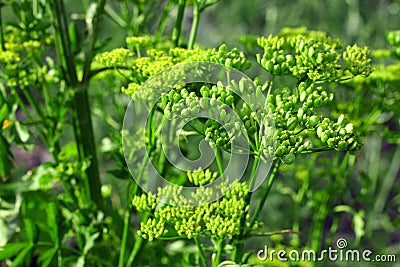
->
<box><xmin>92</xmin><ymin>27</ymin><xmax>373</xmax><ymax>266</ymax></box>
<box><xmin>1</xmin><ymin>1</ymin><xmax>398</xmax><ymax>267</ymax></box>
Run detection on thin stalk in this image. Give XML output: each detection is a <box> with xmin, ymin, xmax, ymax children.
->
<box><xmin>214</xmin><ymin>147</ymin><xmax>224</xmax><ymax>177</ymax></box>
<box><xmin>48</xmin><ymin>0</ymin><xmax>79</xmax><ymax>87</ymax></box>
<box><xmin>23</xmin><ymin>87</ymin><xmax>46</xmax><ymax>124</ymax></box>
<box><xmin>325</xmin><ymin>216</ymin><xmax>340</xmax><ymax>248</ymax></box>
<box><xmin>73</xmin><ymin>87</ymin><xmax>103</xmax><ymax>207</ymax></box>
<box><xmin>310</xmin><ymin>195</ymin><xmax>328</xmax><ymax>252</ymax></box>
<box><xmin>118</xmin><ymin>183</ymin><xmax>133</xmax><ymax>267</ymax></box>
<box><xmin>195</xmin><ymin>237</ymin><xmax>209</xmax><ymax>267</ymax></box>
<box><xmin>249</xmin><ymin>160</ymin><xmax>281</xmax><ymax>228</ymax></box>
<box><xmin>81</xmin><ymin>0</ymin><xmax>106</xmax><ymax>83</ymax></box>
<box><xmin>14</xmin><ymin>92</ymin><xmax>49</xmax><ymax>148</ymax></box>
<box><xmin>187</xmin><ymin>1</ymin><xmax>200</xmax><ymax>49</ymax></box>
<box><xmin>126</xmin><ymin>236</ymin><xmax>145</xmax><ymax>267</ymax></box>
<box><xmin>0</xmin><ymin>4</ymin><xmax>5</xmax><ymax>50</ymax></box>
<box><xmin>248</xmin><ymin>154</ymin><xmax>261</xmax><ymax>190</ymax></box>
<box><xmin>292</xmin><ymin>174</ymin><xmax>309</xmax><ymax>248</ymax></box>
<box><xmin>155</xmin><ymin>0</ymin><xmax>173</xmax><ymax>40</ymax></box>
<box><xmin>124</xmin><ymin>155</ymin><xmax>149</xmax><ymax>266</ymax></box>
<box><xmin>49</xmin><ymin>0</ymin><xmax>103</xmax><ymax>209</ymax></box>
<box><xmin>172</xmin><ymin>0</ymin><xmax>186</xmax><ymax>47</ymax></box>
<box><xmin>231</xmin><ymin>154</ymin><xmax>263</xmax><ymax>263</ymax></box>
<box><xmin>212</xmin><ymin>239</ymin><xmax>224</xmax><ymax>267</ymax></box>
<box><xmin>374</xmin><ymin>145</ymin><xmax>400</xmax><ymax>213</ymax></box>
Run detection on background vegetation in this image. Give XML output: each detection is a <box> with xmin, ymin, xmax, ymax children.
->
<box><xmin>0</xmin><ymin>0</ymin><xmax>399</xmax><ymax>266</ymax></box>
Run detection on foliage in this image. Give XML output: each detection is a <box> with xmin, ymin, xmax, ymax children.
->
<box><xmin>0</xmin><ymin>1</ymin><xmax>399</xmax><ymax>267</ymax></box>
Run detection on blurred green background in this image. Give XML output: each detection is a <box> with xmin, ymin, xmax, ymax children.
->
<box><xmin>2</xmin><ymin>0</ymin><xmax>399</xmax><ymax>266</ymax></box>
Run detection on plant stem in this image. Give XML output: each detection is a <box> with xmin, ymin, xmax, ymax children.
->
<box><xmin>14</xmin><ymin>91</ymin><xmax>49</xmax><ymax>148</ymax></box>
<box><xmin>231</xmin><ymin>154</ymin><xmax>262</xmax><ymax>263</ymax></box>
<box><xmin>187</xmin><ymin>1</ymin><xmax>200</xmax><ymax>49</ymax></box>
<box><xmin>49</xmin><ymin>0</ymin><xmax>103</xmax><ymax>209</ymax></box>
<box><xmin>172</xmin><ymin>0</ymin><xmax>186</xmax><ymax>47</ymax></box>
<box><xmin>155</xmin><ymin>0</ymin><xmax>173</xmax><ymax>41</ymax></box>
<box><xmin>0</xmin><ymin>4</ymin><xmax>5</xmax><ymax>51</ymax></box>
<box><xmin>81</xmin><ymin>0</ymin><xmax>106</xmax><ymax>83</ymax></box>
<box><xmin>249</xmin><ymin>160</ymin><xmax>281</xmax><ymax>228</ymax></box>
<box><xmin>194</xmin><ymin>237</ymin><xmax>209</xmax><ymax>267</ymax></box>
<box><xmin>123</xmin><ymin>155</ymin><xmax>149</xmax><ymax>266</ymax></box>
<box><xmin>214</xmin><ymin>147</ymin><xmax>224</xmax><ymax>177</ymax></box>
<box><xmin>126</xmin><ymin>236</ymin><xmax>145</xmax><ymax>267</ymax></box>
<box><xmin>212</xmin><ymin>239</ymin><xmax>224</xmax><ymax>267</ymax></box>
<box><xmin>248</xmin><ymin>154</ymin><xmax>261</xmax><ymax>189</ymax></box>
<box><xmin>73</xmin><ymin>86</ymin><xmax>103</xmax><ymax>208</ymax></box>
<box><xmin>118</xmin><ymin>183</ymin><xmax>133</xmax><ymax>267</ymax></box>
<box><xmin>48</xmin><ymin>0</ymin><xmax>78</xmax><ymax>87</ymax></box>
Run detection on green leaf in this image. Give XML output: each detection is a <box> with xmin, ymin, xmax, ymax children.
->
<box><xmin>24</xmin><ymin>219</ymin><xmax>36</xmax><ymax>243</ymax></box>
<box><xmin>0</xmin><ymin>219</ymin><xmax>8</xmax><ymax>247</ymax></box>
<box><xmin>0</xmin><ymin>103</ymin><xmax>8</xmax><ymax>122</ymax></box>
<box><xmin>0</xmin><ymin>135</ymin><xmax>13</xmax><ymax>178</ymax></box>
<box><xmin>10</xmin><ymin>243</ymin><xmax>34</xmax><ymax>267</ymax></box>
<box><xmin>15</xmin><ymin>122</ymin><xmax>30</xmax><ymax>143</ymax></box>
<box><xmin>0</xmin><ymin>242</ymin><xmax>29</xmax><ymax>261</ymax></box>
<box><xmin>38</xmin><ymin>247</ymin><xmax>58</xmax><ymax>267</ymax></box>
<box><xmin>46</xmin><ymin>203</ymin><xmax>59</xmax><ymax>244</ymax></box>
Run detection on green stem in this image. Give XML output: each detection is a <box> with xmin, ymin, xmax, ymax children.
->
<box><xmin>155</xmin><ymin>1</ymin><xmax>173</xmax><ymax>41</ymax></box>
<box><xmin>214</xmin><ymin>147</ymin><xmax>224</xmax><ymax>177</ymax></box>
<box><xmin>74</xmin><ymin>87</ymin><xmax>103</xmax><ymax>208</ymax></box>
<box><xmin>126</xmin><ymin>236</ymin><xmax>145</xmax><ymax>267</ymax></box>
<box><xmin>23</xmin><ymin>85</ymin><xmax>61</xmax><ymax>156</ymax></box>
<box><xmin>49</xmin><ymin>0</ymin><xmax>103</xmax><ymax>209</ymax></box>
<box><xmin>212</xmin><ymin>239</ymin><xmax>224</xmax><ymax>267</ymax></box>
<box><xmin>123</xmin><ymin>155</ymin><xmax>149</xmax><ymax>266</ymax></box>
<box><xmin>248</xmin><ymin>154</ymin><xmax>261</xmax><ymax>190</ymax></box>
<box><xmin>310</xmin><ymin>195</ymin><xmax>329</xmax><ymax>251</ymax></box>
<box><xmin>231</xmin><ymin>154</ymin><xmax>262</xmax><ymax>263</ymax></box>
<box><xmin>195</xmin><ymin>237</ymin><xmax>209</xmax><ymax>267</ymax></box>
<box><xmin>14</xmin><ymin>92</ymin><xmax>49</xmax><ymax>148</ymax></box>
<box><xmin>118</xmin><ymin>183</ymin><xmax>133</xmax><ymax>267</ymax></box>
<box><xmin>23</xmin><ymin>87</ymin><xmax>46</xmax><ymax>124</ymax></box>
<box><xmin>249</xmin><ymin>160</ymin><xmax>281</xmax><ymax>228</ymax></box>
<box><xmin>172</xmin><ymin>0</ymin><xmax>186</xmax><ymax>47</ymax></box>
<box><xmin>187</xmin><ymin>1</ymin><xmax>200</xmax><ymax>49</ymax></box>
<box><xmin>0</xmin><ymin>4</ymin><xmax>5</xmax><ymax>50</ymax></box>
<box><xmin>48</xmin><ymin>0</ymin><xmax>79</xmax><ymax>87</ymax></box>
<box><xmin>81</xmin><ymin>0</ymin><xmax>106</xmax><ymax>83</ymax></box>
<box><xmin>292</xmin><ymin>173</ymin><xmax>309</xmax><ymax>248</ymax></box>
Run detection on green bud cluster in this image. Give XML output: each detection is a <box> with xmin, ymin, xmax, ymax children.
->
<box><xmin>133</xmin><ymin>181</ymin><xmax>254</xmax><ymax>240</ymax></box>
<box><xmin>316</xmin><ymin>114</ymin><xmax>361</xmax><ymax>154</ymax></box>
<box><xmin>386</xmin><ymin>30</ymin><xmax>400</xmax><ymax>47</ymax></box>
<box><xmin>138</xmin><ymin>218</ymin><xmax>168</xmax><ymax>241</ymax></box>
<box><xmin>187</xmin><ymin>167</ymin><xmax>218</xmax><ymax>186</ymax></box>
<box><xmin>280</xmin><ymin>27</ymin><xmax>343</xmax><ymax>49</ymax></box>
<box><xmin>386</xmin><ymin>30</ymin><xmax>400</xmax><ymax>58</ymax></box>
<box><xmin>126</xmin><ymin>35</ymin><xmax>156</xmax><ymax>49</ymax></box>
<box><xmin>256</xmin><ymin>29</ymin><xmax>372</xmax><ymax>83</ymax></box>
<box><xmin>256</xmin><ymin>35</ymin><xmax>295</xmax><ymax>76</ymax></box>
<box><xmin>343</xmin><ymin>45</ymin><xmax>373</xmax><ymax>77</ymax></box>
<box><xmin>96</xmin><ymin>41</ymin><xmax>249</xmax><ymax>96</ymax></box>
<box><xmin>96</xmin><ymin>48</ymin><xmax>134</xmax><ymax>67</ymax></box>
<box><xmin>0</xmin><ymin>28</ymin><xmax>51</xmax><ymax>89</ymax></box>
<box><xmin>132</xmin><ymin>192</ymin><xmax>158</xmax><ymax>212</ymax></box>
<box><xmin>292</xmin><ymin>38</ymin><xmax>341</xmax><ymax>81</ymax></box>
<box><xmin>265</xmin><ymin>80</ymin><xmax>363</xmax><ymax>163</ymax></box>
<box><xmin>157</xmin><ymin>82</ymin><xmax>250</xmax><ymax>150</ymax></box>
